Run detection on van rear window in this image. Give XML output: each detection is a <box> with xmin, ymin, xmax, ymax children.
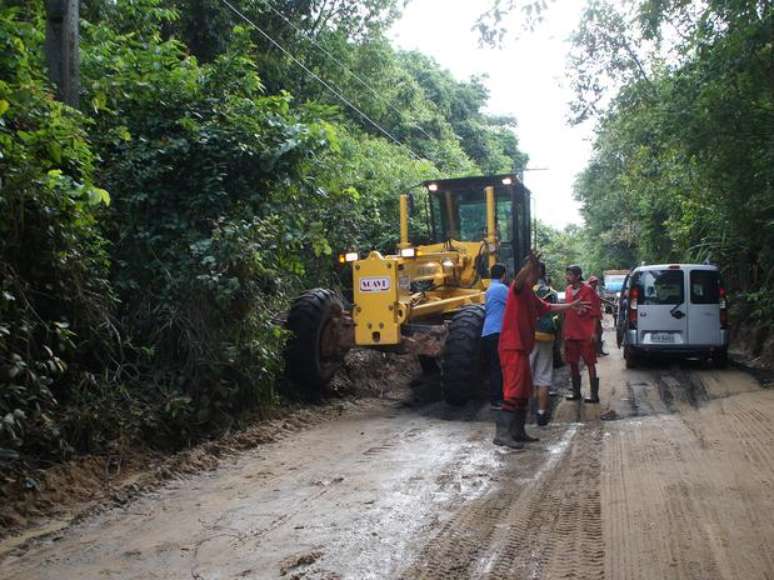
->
<box><xmin>633</xmin><ymin>270</ymin><xmax>684</xmax><ymax>305</ymax></box>
<box><xmin>690</xmin><ymin>270</ymin><xmax>720</xmax><ymax>304</ymax></box>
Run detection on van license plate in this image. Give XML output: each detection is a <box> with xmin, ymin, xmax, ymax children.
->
<box><xmin>651</xmin><ymin>333</ymin><xmax>675</xmax><ymax>344</ymax></box>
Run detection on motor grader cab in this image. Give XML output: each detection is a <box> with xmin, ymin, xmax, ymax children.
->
<box><xmin>285</xmin><ymin>174</ymin><xmax>532</xmax><ymax>405</ymax></box>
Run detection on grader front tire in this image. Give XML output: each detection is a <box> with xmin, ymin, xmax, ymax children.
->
<box><xmin>285</xmin><ymin>289</ymin><xmax>347</xmax><ymax>396</ymax></box>
<box><xmin>441</xmin><ymin>305</ymin><xmax>486</xmax><ymax>406</ymax></box>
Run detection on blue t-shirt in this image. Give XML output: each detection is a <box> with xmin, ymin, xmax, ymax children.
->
<box><xmin>482</xmin><ymin>279</ymin><xmax>509</xmax><ymax>337</ymax></box>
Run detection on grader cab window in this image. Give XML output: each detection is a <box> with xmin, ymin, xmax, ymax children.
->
<box><xmin>424</xmin><ymin>176</ymin><xmax>530</xmax><ymax>276</ymax></box>
<box><xmin>429</xmin><ymin>191</ymin><xmax>513</xmax><ymax>244</ymax></box>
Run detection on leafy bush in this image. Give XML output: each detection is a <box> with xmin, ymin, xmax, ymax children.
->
<box><xmin>0</xmin><ymin>6</ymin><xmax>114</xmax><ymax>456</ymax></box>
<box><xmin>1</xmin><ymin>0</ymin><xmax>529</xmax><ymax>463</ymax></box>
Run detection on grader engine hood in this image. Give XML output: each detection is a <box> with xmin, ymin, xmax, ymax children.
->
<box><xmin>408</xmin><ymin>240</ymin><xmax>486</xmax><ymax>288</ymax></box>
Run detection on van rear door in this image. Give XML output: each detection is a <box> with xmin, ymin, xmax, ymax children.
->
<box><xmin>633</xmin><ymin>268</ymin><xmax>688</xmax><ymax>347</ymax></box>
<box><xmin>687</xmin><ymin>269</ymin><xmax>722</xmax><ymax>346</ymax></box>
<box><xmin>615</xmin><ymin>273</ymin><xmax>630</xmax><ymax>348</ymax></box>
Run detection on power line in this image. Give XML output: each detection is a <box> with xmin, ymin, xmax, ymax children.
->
<box><xmin>219</xmin><ymin>0</ymin><xmax>426</xmax><ymax>163</ymax></box>
<box><xmin>263</xmin><ymin>1</ymin><xmax>439</xmax><ymax>144</ymax></box>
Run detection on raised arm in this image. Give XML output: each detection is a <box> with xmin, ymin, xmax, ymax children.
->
<box><xmin>548</xmin><ymin>298</ymin><xmax>589</xmax><ymax>314</ymax></box>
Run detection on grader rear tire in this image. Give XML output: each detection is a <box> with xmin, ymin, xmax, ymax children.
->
<box><xmin>285</xmin><ymin>288</ymin><xmax>346</xmax><ymax>396</ymax></box>
<box><xmin>441</xmin><ymin>305</ymin><xmax>486</xmax><ymax>406</ymax></box>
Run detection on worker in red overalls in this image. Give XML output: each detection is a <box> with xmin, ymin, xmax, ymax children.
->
<box><xmin>564</xmin><ymin>265</ymin><xmax>602</xmax><ymax>403</ymax></box>
<box><xmin>494</xmin><ymin>254</ymin><xmax>588</xmax><ymax>449</ymax></box>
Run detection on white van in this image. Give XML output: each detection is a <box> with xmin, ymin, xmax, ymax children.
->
<box><xmin>618</xmin><ymin>264</ymin><xmax>729</xmax><ymax>368</ymax></box>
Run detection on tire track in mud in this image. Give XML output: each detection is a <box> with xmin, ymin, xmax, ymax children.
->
<box><xmin>602</xmin><ymin>414</ymin><xmax>723</xmax><ymax>579</ymax></box>
<box><xmin>488</xmin><ymin>426</ymin><xmax>604</xmax><ymax>580</ymax></box>
<box><xmin>723</xmin><ymin>398</ymin><xmax>774</xmax><ymax>474</ymax></box>
<box><xmin>602</xmin><ymin>386</ymin><xmax>774</xmax><ymax>579</ymax></box>
<box><xmin>402</xmin><ymin>425</ymin><xmax>605</xmax><ymax>580</ymax></box>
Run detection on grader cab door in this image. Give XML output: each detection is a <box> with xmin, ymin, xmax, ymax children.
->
<box><xmin>424</xmin><ymin>174</ymin><xmax>531</xmax><ymax>277</ymax></box>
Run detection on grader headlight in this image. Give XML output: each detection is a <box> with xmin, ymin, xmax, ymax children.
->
<box><xmin>399</xmin><ymin>247</ymin><xmax>416</xmax><ymax>258</ymax></box>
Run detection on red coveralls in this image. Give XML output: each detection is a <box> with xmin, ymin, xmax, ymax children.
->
<box><xmin>498</xmin><ymin>283</ymin><xmax>551</xmax><ymax>412</ymax></box>
<box><xmin>563</xmin><ymin>283</ymin><xmax>601</xmax><ymax>365</ymax></box>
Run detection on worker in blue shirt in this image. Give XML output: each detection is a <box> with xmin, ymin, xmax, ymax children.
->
<box><xmin>482</xmin><ymin>263</ymin><xmax>508</xmax><ymax>408</ymax></box>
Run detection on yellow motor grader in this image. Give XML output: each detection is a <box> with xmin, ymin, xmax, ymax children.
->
<box><xmin>284</xmin><ymin>174</ymin><xmax>532</xmax><ymax>405</ymax></box>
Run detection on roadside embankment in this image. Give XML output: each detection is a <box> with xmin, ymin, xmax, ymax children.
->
<box><xmin>729</xmin><ymin>306</ymin><xmax>774</xmax><ymax>386</ymax></box>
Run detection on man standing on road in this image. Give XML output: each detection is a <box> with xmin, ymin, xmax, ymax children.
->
<box><xmin>494</xmin><ymin>255</ymin><xmax>587</xmax><ymax>449</ymax></box>
<box><xmin>564</xmin><ymin>266</ymin><xmax>602</xmax><ymax>403</ymax></box>
<box><xmin>532</xmin><ymin>263</ymin><xmax>559</xmax><ymax>426</ymax></box>
<box><xmin>482</xmin><ymin>264</ymin><xmax>508</xmax><ymax>409</ymax></box>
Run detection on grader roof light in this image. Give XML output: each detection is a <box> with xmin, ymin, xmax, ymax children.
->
<box><xmin>501</xmin><ymin>177</ymin><xmax>513</xmax><ymax>185</ymax></box>
<box><xmin>345</xmin><ymin>252</ymin><xmax>359</xmax><ymax>262</ymax></box>
<box><xmin>427</xmin><ymin>183</ymin><xmax>439</xmax><ymax>192</ymax></box>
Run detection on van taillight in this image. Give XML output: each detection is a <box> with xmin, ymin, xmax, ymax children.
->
<box><xmin>628</xmin><ymin>288</ymin><xmax>638</xmax><ymax>330</ymax></box>
<box><xmin>719</xmin><ymin>287</ymin><xmax>728</xmax><ymax>329</ymax></box>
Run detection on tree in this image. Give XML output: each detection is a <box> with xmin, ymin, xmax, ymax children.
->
<box><xmin>572</xmin><ymin>0</ymin><xmax>773</xmax><ymax>305</ymax></box>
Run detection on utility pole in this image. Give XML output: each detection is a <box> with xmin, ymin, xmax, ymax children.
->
<box><xmin>45</xmin><ymin>0</ymin><xmax>79</xmax><ymax>107</ymax></box>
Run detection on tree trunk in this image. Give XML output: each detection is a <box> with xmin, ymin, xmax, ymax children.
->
<box><xmin>45</xmin><ymin>0</ymin><xmax>79</xmax><ymax>107</ymax></box>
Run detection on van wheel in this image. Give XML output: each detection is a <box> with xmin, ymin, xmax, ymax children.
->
<box><xmin>624</xmin><ymin>346</ymin><xmax>638</xmax><ymax>369</ymax></box>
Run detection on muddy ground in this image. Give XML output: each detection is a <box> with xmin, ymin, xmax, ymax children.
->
<box><xmin>2</xmin><ymin>323</ymin><xmax>774</xmax><ymax>579</ymax></box>
<box><xmin>0</xmin><ymin>351</ymin><xmax>420</xmax><ymax>543</ymax></box>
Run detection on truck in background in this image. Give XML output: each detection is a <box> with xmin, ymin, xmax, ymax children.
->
<box><xmin>602</xmin><ymin>269</ymin><xmax>629</xmax><ymax>313</ymax></box>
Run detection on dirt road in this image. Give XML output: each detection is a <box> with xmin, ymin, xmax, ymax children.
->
<box><xmin>2</xmin><ymin>329</ymin><xmax>774</xmax><ymax>579</ymax></box>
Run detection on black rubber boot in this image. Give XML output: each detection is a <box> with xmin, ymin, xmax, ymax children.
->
<box><xmin>536</xmin><ymin>411</ymin><xmax>549</xmax><ymax>427</ymax></box>
<box><xmin>511</xmin><ymin>408</ymin><xmax>539</xmax><ymax>442</ymax></box>
<box><xmin>566</xmin><ymin>374</ymin><xmax>582</xmax><ymax>401</ymax></box>
<box><xmin>493</xmin><ymin>410</ymin><xmax>524</xmax><ymax>449</ymax></box>
<box><xmin>584</xmin><ymin>377</ymin><xmax>600</xmax><ymax>403</ymax></box>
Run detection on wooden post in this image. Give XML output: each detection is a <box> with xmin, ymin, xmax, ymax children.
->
<box><xmin>45</xmin><ymin>0</ymin><xmax>79</xmax><ymax>107</ymax></box>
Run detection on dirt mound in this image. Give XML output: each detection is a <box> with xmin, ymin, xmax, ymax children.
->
<box><xmin>0</xmin><ymin>350</ymin><xmax>423</xmax><ymax>548</ymax></box>
<box><xmin>328</xmin><ymin>349</ymin><xmax>421</xmax><ymax>398</ymax></box>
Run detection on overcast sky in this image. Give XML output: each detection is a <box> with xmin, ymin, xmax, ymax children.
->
<box><xmin>390</xmin><ymin>0</ymin><xmax>594</xmax><ymax>229</ymax></box>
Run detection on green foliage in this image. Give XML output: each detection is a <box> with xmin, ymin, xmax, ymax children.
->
<box><xmin>398</xmin><ymin>52</ymin><xmax>528</xmax><ymax>174</ymax></box>
<box><xmin>80</xmin><ymin>12</ymin><xmax>341</xmax><ymax>442</ymax></box>
<box><xmin>476</xmin><ymin>1</ymin><xmax>556</xmax><ymax>47</ymax></box>
<box><xmin>534</xmin><ymin>221</ymin><xmax>590</xmax><ymax>286</ymax></box>
<box><xmin>314</xmin><ymin>127</ymin><xmax>438</xmax><ymax>254</ymax></box>
<box><xmin>2</xmin><ymin>0</ymin><xmax>530</xmax><ymax>462</ymax></box>
<box><xmin>573</xmin><ymin>0</ymin><xmax>774</xmax><ymax>317</ymax></box>
<box><xmin>0</xmin><ymin>6</ymin><xmax>115</xmax><ymax>456</ymax></box>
